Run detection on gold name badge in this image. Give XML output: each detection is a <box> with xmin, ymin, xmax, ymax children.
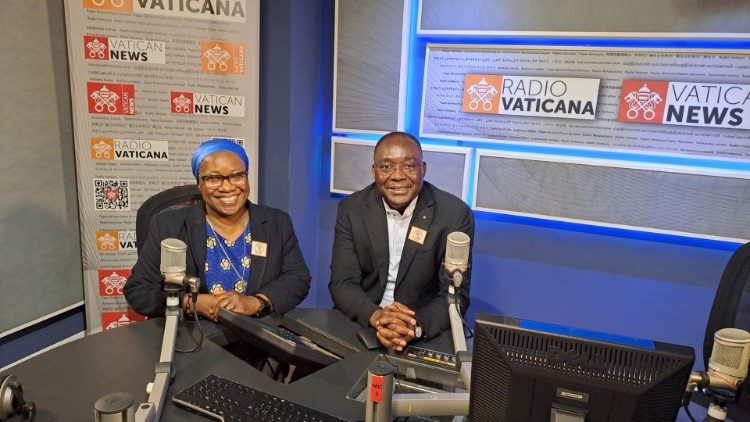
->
<box><xmin>251</xmin><ymin>241</ymin><xmax>268</xmax><ymax>257</ymax></box>
<box><xmin>408</xmin><ymin>226</ymin><xmax>427</xmax><ymax>245</ymax></box>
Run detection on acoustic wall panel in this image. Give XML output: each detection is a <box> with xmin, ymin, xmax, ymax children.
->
<box><xmin>421</xmin><ymin>147</ymin><xmax>472</xmax><ymax>201</ymax></box>
<box><xmin>333</xmin><ymin>0</ymin><xmax>409</xmax><ymax>133</ymax></box>
<box><xmin>474</xmin><ymin>151</ymin><xmax>750</xmax><ymax>242</ymax></box>
<box><xmin>0</xmin><ymin>1</ymin><xmax>84</xmax><ymax>337</ymax></box>
<box><xmin>419</xmin><ymin>0</ymin><xmax>750</xmax><ymax>38</ymax></box>
<box><xmin>330</xmin><ymin>138</ymin><xmax>375</xmax><ymax>194</ymax></box>
<box><xmin>331</xmin><ymin>137</ymin><xmax>472</xmax><ymax>201</ymax></box>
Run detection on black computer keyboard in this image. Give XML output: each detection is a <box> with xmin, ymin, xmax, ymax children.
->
<box><xmin>172</xmin><ymin>374</ymin><xmax>347</xmax><ymax>421</ymax></box>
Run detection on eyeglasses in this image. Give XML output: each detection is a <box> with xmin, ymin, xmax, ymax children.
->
<box><xmin>199</xmin><ymin>172</ymin><xmax>248</xmax><ymax>189</ymax></box>
<box><xmin>373</xmin><ymin>161</ymin><xmax>423</xmax><ymax>175</ymax></box>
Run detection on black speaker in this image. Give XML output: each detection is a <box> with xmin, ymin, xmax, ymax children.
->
<box><xmin>0</xmin><ymin>375</ymin><xmax>35</xmax><ymax>420</ymax></box>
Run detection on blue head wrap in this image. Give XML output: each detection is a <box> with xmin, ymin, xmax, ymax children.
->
<box><xmin>191</xmin><ymin>138</ymin><xmax>249</xmax><ymax>178</ymax></box>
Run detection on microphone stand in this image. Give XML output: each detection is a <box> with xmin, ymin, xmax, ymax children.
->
<box><xmin>446</xmin><ymin>267</ymin><xmax>472</xmax><ymax>392</ymax></box>
<box><xmin>364</xmin><ymin>266</ymin><xmax>472</xmax><ymax>421</ymax></box>
<box><xmin>134</xmin><ymin>276</ymin><xmax>199</xmax><ymax>422</ymax></box>
<box><xmin>699</xmin><ymin>381</ymin><xmax>743</xmax><ymax>422</ymax></box>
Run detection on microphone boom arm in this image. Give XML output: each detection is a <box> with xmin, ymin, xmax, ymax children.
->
<box><xmin>134</xmin><ymin>275</ymin><xmax>200</xmax><ymax>422</ymax></box>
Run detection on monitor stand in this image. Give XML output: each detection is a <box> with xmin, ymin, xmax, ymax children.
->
<box><xmin>551</xmin><ymin>407</ymin><xmax>586</xmax><ymax>422</ymax></box>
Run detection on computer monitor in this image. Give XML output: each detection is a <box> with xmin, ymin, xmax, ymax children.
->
<box><xmin>469</xmin><ymin>313</ymin><xmax>694</xmax><ymax>422</ymax></box>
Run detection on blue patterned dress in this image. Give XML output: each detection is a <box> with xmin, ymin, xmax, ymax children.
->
<box><xmin>204</xmin><ymin>220</ymin><xmax>252</xmax><ymax>295</ymax></box>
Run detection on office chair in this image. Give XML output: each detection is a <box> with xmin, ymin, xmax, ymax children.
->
<box><xmin>135</xmin><ymin>184</ymin><xmax>202</xmax><ymax>254</ymax></box>
<box><xmin>702</xmin><ymin>241</ymin><xmax>750</xmax><ymax>415</ymax></box>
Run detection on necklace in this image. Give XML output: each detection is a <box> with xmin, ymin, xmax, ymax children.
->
<box><xmin>207</xmin><ymin>219</ymin><xmax>251</xmax><ymax>287</ymax></box>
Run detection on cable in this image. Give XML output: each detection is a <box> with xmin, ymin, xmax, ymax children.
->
<box><xmin>683</xmin><ymin>403</ymin><xmax>697</xmax><ymax>422</ymax></box>
<box><xmin>462</xmin><ymin>318</ymin><xmax>474</xmax><ymax>339</ymax></box>
<box><xmin>175</xmin><ymin>300</ymin><xmax>204</xmax><ymax>353</ymax></box>
<box><xmin>380</xmin><ymin>353</ymin><xmax>400</xmax><ymax>373</ymax></box>
<box><xmin>380</xmin><ymin>353</ymin><xmax>403</xmax><ymax>390</ymax></box>
<box><xmin>457</xmin><ymin>302</ymin><xmax>473</xmax><ymax>339</ymax></box>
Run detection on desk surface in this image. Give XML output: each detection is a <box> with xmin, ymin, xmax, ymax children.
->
<box><xmin>0</xmin><ymin>308</ymin><xmax>734</xmax><ymax>422</ymax></box>
<box><xmin>0</xmin><ymin>310</ymin><xmax>374</xmax><ymax>421</ymax></box>
<box><xmin>0</xmin><ymin>308</ymin><xmax>458</xmax><ymax>421</ymax></box>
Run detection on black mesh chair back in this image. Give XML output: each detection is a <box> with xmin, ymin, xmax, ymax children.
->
<box><xmin>135</xmin><ymin>185</ymin><xmax>202</xmax><ymax>254</ymax></box>
<box><xmin>703</xmin><ymin>242</ymin><xmax>750</xmax><ymax>413</ymax></box>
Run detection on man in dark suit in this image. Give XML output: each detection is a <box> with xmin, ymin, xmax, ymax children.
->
<box><xmin>329</xmin><ymin>132</ymin><xmax>474</xmax><ymax>351</ymax></box>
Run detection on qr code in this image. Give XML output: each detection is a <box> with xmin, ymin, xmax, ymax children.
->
<box><xmin>211</xmin><ymin>136</ymin><xmax>244</xmax><ymax>146</ymax></box>
<box><xmin>94</xmin><ymin>179</ymin><xmax>130</xmax><ymax>210</ymax></box>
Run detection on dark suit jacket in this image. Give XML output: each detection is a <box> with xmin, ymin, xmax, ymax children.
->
<box><xmin>124</xmin><ymin>202</ymin><xmax>311</xmax><ymax>318</ymax></box>
<box><xmin>329</xmin><ymin>182</ymin><xmax>474</xmax><ymax>339</ymax></box>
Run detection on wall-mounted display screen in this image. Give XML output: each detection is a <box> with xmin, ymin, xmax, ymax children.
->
<box><xmin>419</xmin><ymin>0</ymin><xmax>750</xmax><ymax>38</ymax></box>
<box><xmin>421</xmin><ymin>45</ymin><xmax>750</xmax><ymax>163</ymax></box>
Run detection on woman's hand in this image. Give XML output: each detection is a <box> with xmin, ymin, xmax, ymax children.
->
<box><xmin>184</xmin><ymin>293</ymin><xmax>222</xmax><ymax>322</ymax></box>
<box><xmin>210</xmin><ymin>291</ymin><xmax>260</xmax><ymax>317</ymax></box>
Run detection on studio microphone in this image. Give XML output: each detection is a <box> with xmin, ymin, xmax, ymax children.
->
<box><xmin>444</xmin><ymin>232</ymin><xmax>473</xmax><ymax>365</ymax></box>
<box><xmin>683</xmin><ymin>328</ymin><xmax>750</xmax><ymax>411</ymax></box>
<box><xmin>160</xmin><ymin>238</ymin><xmax>200</xmax><ymax>295</ymax></box>
<box><xmin>444</xmin><ymin>231</ymin><xmax>471</xmax><ymax>288</ymax></box>
<box><xmin>706</xmin><ymin>328</ymin><xmax>750</xmax><ymax>389</ymax></box>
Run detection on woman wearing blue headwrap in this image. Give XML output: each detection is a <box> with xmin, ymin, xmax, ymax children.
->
<box><xmin>124</xmin><ymin>139</ymin><xmax>311</xmax><ymax>322</ymax></box>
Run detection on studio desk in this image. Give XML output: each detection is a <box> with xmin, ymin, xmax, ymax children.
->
<box><xmin>0</xmin><ymin>308</ymin><xmax>456</xmax><ymax>421</ymax></box>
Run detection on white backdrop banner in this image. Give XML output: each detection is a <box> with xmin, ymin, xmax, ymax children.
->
<box><xmin>65</xmin><ymin>0</ymin><xmax>259</xmax><ymax>332</ymax></box>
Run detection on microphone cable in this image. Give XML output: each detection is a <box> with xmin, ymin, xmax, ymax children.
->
<box><xmin>683</xmin><ymin>403</ymin><xmax>698</xmax><ymax>422</ymax></box>
<box><xmin>457</xmin><ymin>303</ymin><xmax>473</xmax><ymax>340</ymax></box>
<box><xmin>176</xmin><ymin>297</ymin><xmax>204</xmax><ymax>353</ymax></box>
<box><xmin>451</xmin><ymin>291</ymin><xmax>473</xmax><ymax>340</ymax></box>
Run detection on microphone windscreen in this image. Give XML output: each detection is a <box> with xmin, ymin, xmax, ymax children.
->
<box><xmin>709</xmin><ymin>328</ymin><xmax>750</xmax><ymax>381</ymax></box>
<box><xmin>160</xmin><ymin>238</ymin><xmax>187</xmax><ymax>274</ymax></box>
<box><xmin>445</xmin><ymin>231</ymin><xmax>470</xmax><ymax>268</ymax></box>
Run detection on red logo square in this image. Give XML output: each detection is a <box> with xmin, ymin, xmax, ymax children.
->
<box><xmin>171</xmin><ymin>91</ymin><xmax>194</xmax><ymax>114</ymax></box>
<box><xmin>87</xmin><ymin>82</ymin><xmax>135</xmax><ymax>115</ymax></box>
<box><xmin>84</xmin><ymin>36</ymin><xmax>109</xmax><ymax>60</ymax></box>
<box><xmin>101</xmin><ymin>311</ymin><xmax>146</xmax><ymax>331</ymax></box>
<box><xmin>98</xmin><ymin>269</ymin><xmax>131</xmax><ymax>296</ymax></box>
<box><xmin>618</xmin><ymin>80</ymin><xmax>669</xmax><ymax>124</ymax></box>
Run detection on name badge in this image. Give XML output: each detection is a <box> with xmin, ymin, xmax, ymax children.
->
<box><xmin>408</xmin><ymin>226</ymin><xmax>427</xmax><ymax>245</ymax></box>
<box><xmin>251</xmin><ymin>241</ymin><xmax>267</xmax><ymax>257</ymax></box>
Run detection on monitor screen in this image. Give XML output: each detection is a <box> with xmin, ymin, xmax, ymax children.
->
<box><xmin>469</xmin><ymin>313</ymin><xmax>694</xmax><ymax>422</ymax></box>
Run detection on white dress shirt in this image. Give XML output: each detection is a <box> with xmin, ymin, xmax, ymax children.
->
<box><xmin>378</xmin><ymin>196</ymin><xmax>419</xmax><ymax>307</ymax></box>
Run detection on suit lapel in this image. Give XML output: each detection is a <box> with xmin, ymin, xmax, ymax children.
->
<box><xmin>248</xmin><ymin>203</ymin><xmax>267</xmax><ymax>293</ymax></box>
<box><xmin>396</xmin><ymin>186</ymin><xmax>434</xmax><ymax>285</ymax></box>
<box><xmin>363</xmin><ymin>188</ymin><xmax>390</xmax><ymax>291</ymax></box>
<box><xmin>186</xmin><ymin>204</ymin><xmax>207</xmax><ymax>281</ymax></box>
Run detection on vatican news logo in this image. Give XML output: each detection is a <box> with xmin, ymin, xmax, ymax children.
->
<box><xmin>101</xmin><ymin>311</ymin><xmax>145</xmax><ymax>331</ymax></box>
<box><xmin>201</xmin><ymin>41</ymin><xmax>245</xmax><ymax>75</ymax></box>
<box><xmin>84</xmin><ymin>36</ymin><xmax>109</xmax><ymax>60</ymax></box>
<box><xmin>87</xmin><ymin>82</ymin><xmax>135</xmax><ymax>115</ymax></box>
<box><xmin>98</xmin><ymin>269</ymin><xmax>131</xmax><ymax>296</ymax></box>
<box><xmin>84</xmin><ymin>35</ymin><xmax>166</xmax><ymax>63</ymax></box>
<box><xmin>617</xmin><ymin>80</ymin><xmax>669</xmax><ymax>124</ymax></box>
<box><xmin>170</xmin><ymin>91</ymin><xmax>245</xmax><ymax>116</ymax></box>
<box><xmin>171</xmin><ymin>92</ymin><xmax>193</xmax><ymax>114</ymax></box>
